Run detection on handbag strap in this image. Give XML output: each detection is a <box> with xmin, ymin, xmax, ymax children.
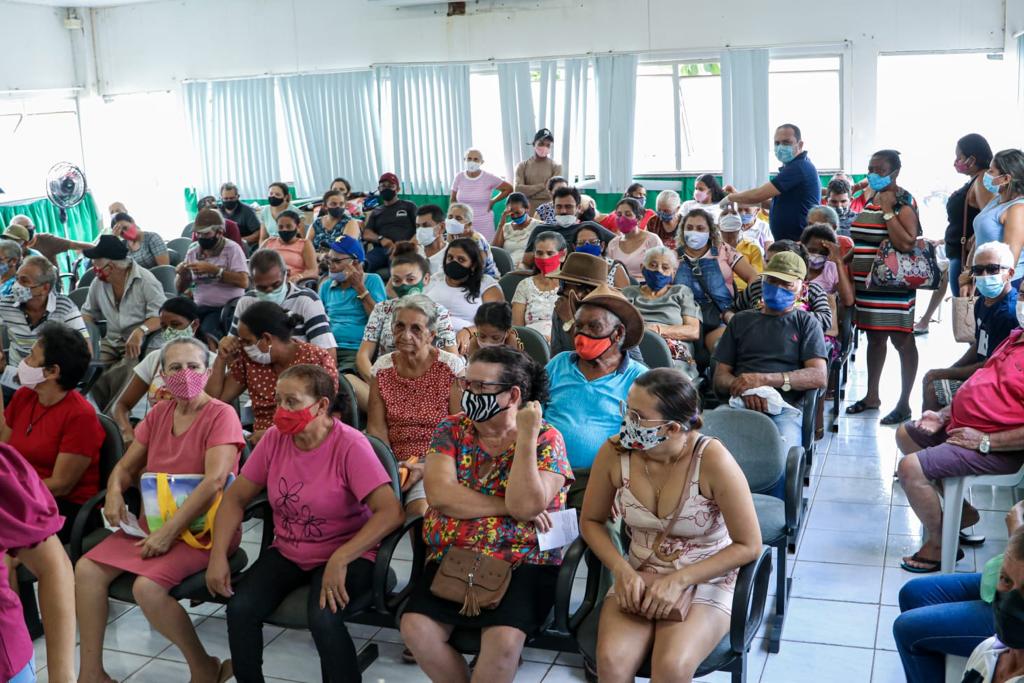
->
<box><xmin>635</xmin><ymin>435</ymin><xmax>711</xmax><ymax>572</ymax></box>
<box><xmin>685</xmin><ymin>257</ymin><xmax>723</xmax><ymax>313</ymax></box>
<box><xmin>961</xmin><ymin>176</ymin><xmax>976</xmax><ymax>247</ymax></box>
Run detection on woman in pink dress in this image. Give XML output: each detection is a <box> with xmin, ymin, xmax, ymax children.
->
<box><xmin>75</xmin><ymin>337</ymin><xmax>245</xmax><ymax>683</ymax></box>
<box><xmin>580</xmin><ymin>369</ymin><xmax>762</xmax><ymax>683</ymax></box>
<box><xmin>449</xmin><ymin>148</ymin><xmax>513</xmax><ymax>242</ymax></box>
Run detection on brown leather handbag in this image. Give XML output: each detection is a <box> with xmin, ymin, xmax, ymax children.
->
<box><xmin>430</xmin><ymin>547</ymin><xmax>516</xmax><ymax>617</ymax></box>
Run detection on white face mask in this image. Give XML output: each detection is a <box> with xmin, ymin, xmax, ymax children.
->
<box><xmin>554</xmin><ymin>214</ymin><xmax>576</xmax><ymax>228</ymax></box>
<box><xmin>465</xmin><ymin>161</ymin><xmax>482</xmax><ymax>173</ymax></box>
<box><xmin>244</xmin><ymin>342</ymin><xmax>272</xmax><ymax>365</ymax></box>
<box><xmin>445</xmin><ymin>218</ymin><xmax>466</xmax><ymax>235</ymax></box>
<box><xmin>683</xmin><ymin>230</ymin><xmax>710</xmax><ymax>250</ymax></box>
<box><xmin>416</xmin><ymin>226</ymin><xmax>437</xmax><ymax>246</ymax></box>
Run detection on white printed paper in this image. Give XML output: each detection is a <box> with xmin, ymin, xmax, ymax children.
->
<box><xmin>537</xmin><ymin>509</ymin><xmax>579</xmax><ymax>551</ymax></box>
<box><xmin>118</xmin><ymin>511</ymin><xmax>148</xmax><ymax>539</ymax></box>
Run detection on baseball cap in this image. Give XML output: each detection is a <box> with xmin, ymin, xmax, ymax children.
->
<box><xmin>329</xmin><ymin>235</ymin><xmax>366</xmax><ymax>262</ymax></box>
<box><xmin>762</xmin><ymin>252</ymin><xmax>807</xmax><ymax>282</ymax></box>
<box><xmin>83</xmin><ymin>234</ymin><xmax>129</xmax><ymax>261</ymax></box>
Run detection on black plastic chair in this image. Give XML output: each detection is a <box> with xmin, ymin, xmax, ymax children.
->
<box><xmin>491</xmin><ymin>246</ymin><xmax>514</xmax><ymax>276</ymax></box>
<box><xmin>829</xmin><ymin>304</ymin><xmax>857</xmax><ymax>433</ymax></box>
<box><xmin>497</xmin><ymin>271</ymin><xmax>529</xmax><ymax>303</ymax></box>
<box><xmin>166</xmin><ymin>248</ymin><xmax>182</xmax><ymax>267</ymax></box>
<box><xmin>573</xmin><ymin>544</ymin><xmax>772</xmax><ymax>683</ymax></box>
<box><xmin>68</xmin><ymin>286</ymin><xmax>89</xmax><ymax>310</ymax></box>
<box><xmin>79</xmin><ymin>319</ymin><xmax>112</xmax><ymax>395</ymax></box>
<box><xmin>218</xmin><ymin>297</ymin><xmax>241</xmax><ymax>340</ymax></box>
<box><xmin>167</xmin><ymin>237</ymin><xmax>194</xmax><ymax>256</ymax></box>
<box><xmin>78</xmin><ymin>268</ymin><xmax>96</xmax><ymax>289</ymax></box>
<box><xmin>637</xmin><ymin>329</ymin><xmax>673</xmax><ymax>369</ymax></box>
<box><xmin>702</xmin><ymin>408</ymin><xmax>804</xmax><ymax>653</ymax></box>
<box><xmin>245</xmin><ymin>435</ymin><xmax>419</xmax><ymax>680</ymax></box>
<box><xmin>150</xmin><ymin>264</ymin><xmax>178</xmax><ymax>295</ymax></box>
<box><xmin>334</xmin><ymin>374</ymin><xmax>361</xmax><ymax>429</ymax></box>
<box><xmin>513</xmin><ymin>325</ymin><xmax>551</xmax><ymax>366</ymax></box>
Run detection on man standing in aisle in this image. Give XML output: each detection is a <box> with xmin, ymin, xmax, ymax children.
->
<box><xmin>722</xmin><ymin>123</ymin><xmax>821</xmax><ymax>242</ymax></box>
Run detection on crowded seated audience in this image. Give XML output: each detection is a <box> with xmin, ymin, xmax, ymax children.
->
<box><xmin>718</xmin><ymin>212</ymin><xmax>765</xmax><ymax>291</ymax></box>
<box><xmin>400</xmin><ymin>346</ymin><xmax>573</xmax><ymax>683</ymax></box>
<box><xmin>644</xmin><ymin>189</ymin><xmax>683</xmax><ymax>250</ymax></box>
<box><xmin>493</xmin><ymin>191</ymin><xmax>540</xmax><ymax>268</ymax></box>
<box><xmin>366</xmin><ymin>295</ymin><xmax>464</xmax><ymax>516</ymax></box>
<box><xmin>0</xmin><ymin>239</ymin><xmax>23</xmax><ymax>297</ymax></box>
<box><xmin>622</xmin><ymin>247</ymin><xmax>702</xmax><ymax>377</ymax></box>
<box><xmin>259</xmin><ymin>209</ymin><xmax>319</xmax><ymax>282</ymax></box>
<box><xmin>257</xmin><ymin>181</ymin><xmax>293</xmax><ymax>242</ymax></box>
<box><xmin>307</xmin><ymin>189</ymin><xmax>361</xmax><ymax>251</ymax></box>
<box><xmin>111</xmin><ymin>212</ymin><xmax>169</xmax><ymax>269</ymax></box>
<box><xmin>511</xmin><ymin>230</ymin><xmax>565</xmax><ymax>340</ymax></box>
<box><xmin>422</xmin><ymin>237</ymin><xmax>504</xmax><ymax>332</ymax></box>
<box><xmin>572</xmin><ymin>222</ymin><xmax>630</xmax><ymax>287</ymax></box>
<box><xmin>605</xmin><ymin>197</ymin><xmax>663</xmax><ymax>280</ymax></box>
<box><xmin>220</xmin><ymin>181</ymin><xmax>262</xmax><ymax>249</ymax></box>
<box><xmin>461</xmin><ymin>301</ymin><xmax>525</xmax><ymax>356</ymax></box>
<box><xmin>581</xmin><ymin>368</ymin><xmax>761</xmax><ymax>683</ymax></box>
<box><xmin>443</xmin><ymin>202</ymin><xmax>500</xmax><ymax>278</ymax></box>
<box><xmin>208</xmin><ymin>300</ymin><xmax>338</xmax><ymax>444</ymax></box>
<box><xmin>75</xmin><ymin>336</ymin><xmax>245</xmax><ymax>683</ymax></box>
<box><xmin>209</xmin><ymin>364</ymin><xmax>404</xmax><ymax>682</ymax></box>
<box><xmin>713</xmin><ymin>251</ymin><xmax>829</xmax><ymax>448</ymax></box>
<box><xmin>364</xmin><ymin>172</ymin><xmax>418</xmax><ymax>245</ymax></box>
<box><xmin>318</xmin><ymin>236</ymin><xmax>387</xmax><ymax>375</ymax></box>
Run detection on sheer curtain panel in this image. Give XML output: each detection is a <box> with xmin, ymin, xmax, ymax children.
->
<box><xmin>380</xmin><ymin>64</ymin><xmax>472</xmax><ymax>195</ymax></box>
<box><xmin>497</xmin><ymin>62</ymin><xmax>537</xmax><ymax>182</ymax></box>
<box><xmin>721</xmin><ymin>48</ymin><xmax>770</xmax><ymax>191</ymax></box>
<box><xmin>278</xmin><ymin>71</ymin><xmax>382</xmax><ymax>198</ymax></box>
<box><xmin>182</xmin><ymin>78</ymin><xmax>279</xmax><ymax>197</ymax></box>
<box><xmin>594</xmin><ymin>54</ymin><xmax>638</xmax><ymax>193</ymax></box>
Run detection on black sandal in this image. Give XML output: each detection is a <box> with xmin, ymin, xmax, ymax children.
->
<box><xmin>959</xmin><ymin>530</ymin><xmax>986</xmax><ymax>547</ymax></box>
<box><xmin>880</xmin><ymin>408</ymin><xmax>912</xmax><ymax>425</ymax></box>
<box><xmin>900</xmin><ymin>548</ymin><xmax>965</xmax><ymax>573</ymax></box>
<box><xmin>846</xmin><ymin>399</ymin><xmax>880</xmax><ymax>415</ymax></box>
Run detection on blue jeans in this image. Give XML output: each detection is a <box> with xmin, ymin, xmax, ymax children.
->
<box><xmin>893</xmin><ymin>573</ymin><xmax>993</xmax><ymax>683</ymax></box>
<box><xmin>721</xmin><ymin>405</ymin><xmax>800</xmax><ymax>499</ymax></box>
<box><xmin>947</xmin><ymin>257</ymin><xmax>961</xmax><ymax>297</ymax></box>
<box><xmin>8</xmin><ymin>658</ymin><xmax>35</xmax><ymax>683</ymax></box>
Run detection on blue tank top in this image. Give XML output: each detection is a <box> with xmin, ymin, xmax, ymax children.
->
<box><xmin>973</xmin><ymin>196</ymin><xmax>1024</xmax><ymax>272</ymax></box>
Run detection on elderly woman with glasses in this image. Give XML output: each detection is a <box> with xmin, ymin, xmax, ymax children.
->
<box><xmin>400</xmin><ymin>346</ymin><xmax>573</xmax><ymax>683</ymax></box>
<box><xmin>366</xmin><ymin>295</ymin><xmax>465</xmax><ymax>517</ymax></box>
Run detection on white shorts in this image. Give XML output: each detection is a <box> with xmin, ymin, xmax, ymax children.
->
<box><xmin>404</xmin><ymin>478</ymin><xmax>426</xmax><ymax>504</ymax></box>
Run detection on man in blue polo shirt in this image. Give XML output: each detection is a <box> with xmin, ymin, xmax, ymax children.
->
<box><xmin>545</xmin><ymin>284</ymin><xmax>647</xmax><ymax>508</ymax></box>
<box><xmin>723</xmin><ymin>123</ymin><xmax>821</xmax><ymax>242</ymax></box>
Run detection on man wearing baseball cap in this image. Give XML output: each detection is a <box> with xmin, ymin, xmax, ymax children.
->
<box><xmin>713</xmin><ymin>251</ymin><xmax>828</xmax><ymax>452</ymax></box>
<box><xmin>514</xmin><ymin>128</ymin><xmax>563</xmax><ymax>212</ymax></box>
<box><xmin>364</xmin><ymin>172</ymin><xmax>418</xmax><ymax>245</ymax></box>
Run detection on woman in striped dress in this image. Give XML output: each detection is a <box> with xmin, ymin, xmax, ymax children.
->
<box><xmin>846</xmin><ymin>150</ymin><xmax>922</xmax><ymax>425</ymax></box>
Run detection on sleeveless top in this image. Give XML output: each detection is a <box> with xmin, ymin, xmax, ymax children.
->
<box><xmin>974</xmin><ymin>195</ymin><xmax>1024</xmax><ymax>273</ymax></box>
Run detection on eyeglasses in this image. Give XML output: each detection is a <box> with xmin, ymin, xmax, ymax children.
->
<box><xmin>618</xmin><ymin>401</ymin><xmax>674</xmax><ymax>427</ymax></box>
<box><xmin>456</xmin><ymin>377</ymin><xmax>511</xmax><ymax>394</ymax></box>
<box><xmin>971</xmin><ymin>264</ymin><xmax>1008</xmax><ymax>276</ymax></box>
<box><xmin>326</xmin><ymin>256</ymin><xmax>354</xmax><ymax>265</ymax></box>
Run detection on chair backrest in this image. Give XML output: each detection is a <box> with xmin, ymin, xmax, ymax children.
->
<box><xmin>77</xmin><ymin>268</ymin><xmax>96</xmax><ymax>289</ymax></box>
<box><xmin>168</xmin><ymin>237</ymin><xmax>193</xmax><ymax>255</ymax></box>
<box><xmin>638</xmin><ymin>329</ymin><xmax>673</xmax><ymax>369</ymax></box>
<box><xmin>513</xmin><ymin>325</ymin><xmax>550</xmax><ymax>365</ymax></box>
<box><xmin>491</xmin><ymin>246</ymin><xmax>514</xmax><ymax>276</ymax></box>
<box><xmin>498</xmin><ymin>271</ymin><xmax>529</xmax><ymax>303</ymax></box>
<box><xmin>180</xmin><ymin>224</ymin><xmax>195</xmax><ymax>238</ymax></box>
<box><xmin>83</xmin><ymin>319</ymin><xmax>104</xmax><ymax>362</ymax></box>
<box><xmin>700</xmin><ymin>407</ymin><xmax>786</xmax><ymax>494</ymax></box>
<box><xmin>166</xmin><ymin>248</ymin><xmax>182</xmax><ymax>267</ymax></box>
<box><xmin>69</xmin><ymin>287</ymin><xmax>89</xmax><ymax>310</ymax></box>
<box><xmin>334</xmin><ymin>374</ymin><xmax>361</xmax><ymax>430</ymax></box>
<box><xmin>149</xmin><ymin>264</ymin><xmax>178</xmax><ymax>295</ymax></box>
<box><xmin>96</xmin><ymin>413</ymin><xmax>125</xmax><ymax>483</ymax></box>
<box><xmin>219</xmin><ymin>297</ymin><xmax>241</xmax><ymax>339</ymax></box>
<box><xmin>363</xmin><ymin>433</ymin><xmax>402</xmax><ymax>499</ymax></box>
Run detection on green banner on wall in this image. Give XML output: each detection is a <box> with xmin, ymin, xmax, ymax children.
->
<box><xmin>0</xmin><ymin>192</ymin><xmax>101</xmax><ymax>273</ymax></box>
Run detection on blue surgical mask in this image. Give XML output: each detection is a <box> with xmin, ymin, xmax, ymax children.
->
<box><xmin>762</xmin><ymin>282</ymin><xmax>797</xmax><ymax>311</ymax></box>
<box><xmin>975</xmin><ymin>273</ymin><xmax>1006</xmax><ymax>299</ymax></box>
<box><xmin>775</xmin><ymin>144</ymin><xmax>796</xmax><ymax>164</ymax></box>
<box><xmin>740</xmin><ymin>212</ymin><xmax>756</xmax><ymax>226</ymax></box>
<box><xmin>255</xmin><ymin>281</ymin><xmax>288</xmax><ymax>305</ymax></box>
<box><xmin>510</xmin><ymin>213</ymin><xmax>529</xmax><ymax>225</ymax></box>
<box><xmin>683</xmin><ymin>230</ymin><xmax>710</xmax><ymax>250</ymax></box>
<box><xmin>641</xmin><ymin>268</ymin><xmax>673</xmax><ymax>291</ymax></box>
<box><xmin>576</xmin><ymin>242</ymin><xmax>603</xmax><ymax>257</ymax></box>
<box><xmin>867</xmin><ymin>173</ymin><xmax>892</xmax><ymax>192</ymax></box>
<box><xmin>657</xmin><ymin>210</ymin><xmax>676</xmax><ymax>222</ymax></box>
<box><xmin>983</xmin><ymin>172</ymin><xmax>1003</xmax><ymax>194</ymax></box>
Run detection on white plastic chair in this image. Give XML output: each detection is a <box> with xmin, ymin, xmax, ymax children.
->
<box><xmin>940</xmin><ymin>464</ymin><xmax>1024</xmax><ymax>572</ymax></box>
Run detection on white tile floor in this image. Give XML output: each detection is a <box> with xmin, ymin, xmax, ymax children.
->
<box><xmin>29</xmin><ymin>299</ymin><xmax>1020</xmax><ymax>682</ymax></box>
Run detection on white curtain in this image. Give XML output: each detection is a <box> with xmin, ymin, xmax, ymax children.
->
<box><xmin>278</xmin><ymin>71</ymin><xmax>382</xmax><ymax>198</ymax></box>
<box><xmin>497</xmin><ymin>62</ymin><xmax>536</xmax><ymax>182</ymax></box>
<box><xmin>594</xmin><ymin>54</ymin><xmax>638</xmax><ymax>193</ymax></box>
<box><xmin>182</xmin><ymin>78</ymin><xmax>279</xmax><ymax>197</ymax></box>
<box><xmin>721</xmin><ymin>48</ymin><xmax>770</xmax><ymax>191</ymax></box>
<box><xmin>380</xmin><ymin>64</ymin><xmax>472</xmax><ymax>195</ymax></box>
<box><xmin>1017</xmin><ymin>34</ymin><xmax>1024</xmax><ymax>143</ymax></box>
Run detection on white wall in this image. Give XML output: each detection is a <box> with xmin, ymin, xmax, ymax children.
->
<box><xmin>0</xmin><ymin>3</ymin><xmax>77</xmax><ymax>91</ymax></box>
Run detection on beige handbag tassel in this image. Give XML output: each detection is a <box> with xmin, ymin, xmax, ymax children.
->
<box><xmin>460</xmin><ymin>574</ymin><xmax>481</xmax><ymax>617</ymax></box>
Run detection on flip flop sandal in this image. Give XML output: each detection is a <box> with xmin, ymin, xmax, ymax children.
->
<box><xmin>845</xmin><ymin>400</ymin><xmax>880</xmax><ymax>415</ymax></box>
<box><xmin>402</xmin><ymin>647</ymin><xmax>417</xmax><ymax>664</ymax></box>
<box><xmin>960</xmin><ymin>530</ymin><xmax>986</xmax><ymax>547</ymax></box>
<box><xmin>880</xmin><ymin>408</ymin><xmax>912</xmax><ymax>426</ymax></box>
<box><xmin>900</xmin><ymin>548</ymin><xmax>965</xmax><ymax>573</ymax></box>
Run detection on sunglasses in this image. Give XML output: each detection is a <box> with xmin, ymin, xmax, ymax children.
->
<box><xmin>971</xmin><ymin>264</ymin><xmax>1008</xmax><ymax>276</ymax></box>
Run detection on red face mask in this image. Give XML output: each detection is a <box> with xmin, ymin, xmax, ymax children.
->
<box><xmin>93</xmin><ymin>266</ymin><xmax>110</xmax><ymax>282</ymax></box>
<box><xmin>574</xmin><ymin>332</ymin><xmax>613</xmax><ymax>361</ymax></box>
<box><xmin>122</xmin><ymin>225</ymin><xmax>140</xmax><ymax>241</ymax></box>
<box><xmin>534</xmin><ymin>252</ymin><xmax>562</xmax><ymax>275</ymax></box>
<box><xmin>273</xmin><ymin>404</ymin><xmax>318</xmax><ymax>435</ymax></box>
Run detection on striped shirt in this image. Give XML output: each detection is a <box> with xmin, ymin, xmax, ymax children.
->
<box><xmin>229</xmin><ymin>282</ymin><xmax>336</xmax><ymax>350</ymax></box>
<box><xmin>0</xmin><ymin>292</ymin><xmax>89</xmax><ymax>389</ymax></box>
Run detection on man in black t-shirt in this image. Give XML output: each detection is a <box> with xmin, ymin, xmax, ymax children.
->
<box><xmin>364</xmin><ymin>172</ymin><xmax>417</xmax><ymax>244</ymax></box>
<box><xmin>219</xmin><ymin>182</ymin><xmax>261</xmax><ymax>249</ymax></box>
<box><xmin>713</xmin><ymin>251</ymin><xmax>828</xmax><ymax>450</ymax></box>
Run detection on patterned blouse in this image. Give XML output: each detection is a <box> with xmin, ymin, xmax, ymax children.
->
<box><xmin>310</xmin><ymin>215</ymin><xmax>354</xmax><ymax>251</ymax></box>
<box><xmin>422</xmin><ymin>415</ymin><xmax>573</xmax><ymax>565</ymax></box>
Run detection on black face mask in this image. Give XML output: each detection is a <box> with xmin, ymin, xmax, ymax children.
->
<box><xmin>379</xmin><ymin>188</ymin><xmax>397</xmax><ymax>202</ymax></box>
<box><xmin>578</xmin><ymin>207</ymin><xmax>597</xmax><ymax>222</ymax></box>
<box><xmin>197</xmin><ymin>236</ymin><xmax>219</xmax><ymax>251</ymax></box>
<box><xmin>267</xmin><ymin>196</ymin><xmax>284</xmax><ymax>207</ymax></box>
<box><xmin>221</xmin><ymin>200</ymin><xmax>239</xmax><ymax>211</ymax></box>
<box><xmin>278</xmin><ymin>230</ymin><xmax>297</xmax><ymax>243</ymax></box>
<box><xmin>443</xmin><ymin>260</ymin><xmax>473</xmax><ymax>281</ymax></box>
<box><xmin>327</xmin><ymin>207</ymin><xmax>345</xmax><ymax>220</ymax></box>
<box><xmin>993</xmin><ymin>588</ymin><xmax>1024</xmax><ymax>649</ymax></box>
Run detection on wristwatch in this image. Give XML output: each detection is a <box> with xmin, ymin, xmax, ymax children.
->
<box><xmin>781</xmin><ymin>372</ymin><xmax>792</xmax><ymax>393</ymax></box>
<box><xmin>882</xmin><ymin>211</ymin><xmax>896</xmax><ymax>222</ymax></box>
<box><xmin>138</xmin><ymin>323</ymin><xmax>149</xmax><ymax>336</ymax></box>
<box><xmin>980</xmin><ymin>434</ymin><xmax>991</xmax><ymax>454</ymax></box>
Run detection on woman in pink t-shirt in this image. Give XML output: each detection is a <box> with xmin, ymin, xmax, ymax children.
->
<box><xmin>76</xmin><ymin>338</ymin><xmax>245</xmax><ymax>683</ymax></box>
<box><xmin>449</xmin><ymin>148</ymin><xmax>513</xmax><ymax>242</ymax></box>
<box><xmin>0</xmin><ymin>443</ymin><xmax>76</xmax><ymax>683</ymax></box>
<box><xmin>207</xmin><ymin>364</ymin><xmax>404</xmax><ymax>682</ymax></box>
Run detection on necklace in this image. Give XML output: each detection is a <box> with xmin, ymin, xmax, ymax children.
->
<box><xmin>26</xmin><ymin>396</ymin><xmax>61</xmax><ymax>435</ymax></box>
<box><xmin>640</xmin><ymin>447</ymin><xmax>687</xmax><ymax>511</ymax></box>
